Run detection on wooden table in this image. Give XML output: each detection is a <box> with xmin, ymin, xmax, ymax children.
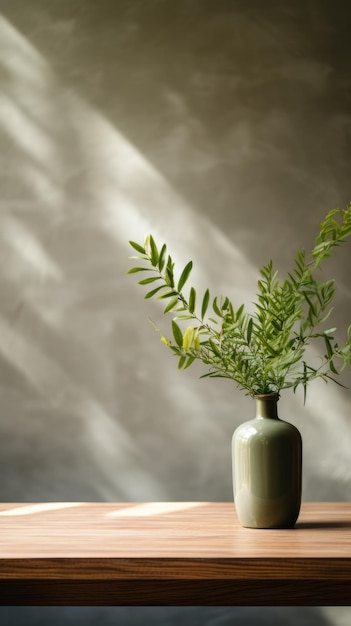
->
<box><xmin>0</xmin><ymin>501</ymin><xmax>350</xmax><ymax>605</ymax></box>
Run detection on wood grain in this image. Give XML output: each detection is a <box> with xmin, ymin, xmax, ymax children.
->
<box><xmin>0</xmin><ymin>502</ymin><xmax>350</xmax><ymax>605</ymax></box>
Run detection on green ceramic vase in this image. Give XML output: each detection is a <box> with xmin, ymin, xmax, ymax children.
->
<box><xmin>232</xmin><ymin>393</ymin><xmax>302</xmax><ymax>529</ymax></box>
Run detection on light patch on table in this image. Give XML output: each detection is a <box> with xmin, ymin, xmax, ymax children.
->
<box><xmin>106</xmin><ymin>502</ymin><xmax>205</xmax><ymax>517</ymax></box>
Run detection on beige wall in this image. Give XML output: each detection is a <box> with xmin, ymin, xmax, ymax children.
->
<box><xmin>0</xmin><ymin>1</ymin><xmax>350</xmax><ymax>624</ymax></box>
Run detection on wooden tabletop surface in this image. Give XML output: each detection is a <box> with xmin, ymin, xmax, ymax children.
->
<box><xmin>0</xmin><ymin>501</ymin><xmax>350</xmax><ymax>605</ymax></box>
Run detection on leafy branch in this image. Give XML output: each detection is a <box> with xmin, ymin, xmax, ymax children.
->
<box><xmin>128</xmin><ymin>204</ymin><xmax>351</xmax><ymax>398</ymax></box>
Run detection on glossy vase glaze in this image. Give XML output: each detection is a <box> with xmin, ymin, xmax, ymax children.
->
<box><xmin>232</xmin><ymin>394</ymin><xmax>302</xmax><ymax>529</ymax></box>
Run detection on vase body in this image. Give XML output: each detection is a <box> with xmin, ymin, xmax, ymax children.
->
<box><xmin>232</xmin><ymin>394</ymin><xmax>302</xmax><ymax>529</ymax></box>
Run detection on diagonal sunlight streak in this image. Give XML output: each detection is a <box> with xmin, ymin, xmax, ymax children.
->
<box><xmin>0</xmin><ymin>16</ymin><xmax>63</xmax><ymax>190</ymax></box>
<box><xmin>1</xmin><ymin>215</ymin><xmax>61</xmax><ymax>280</ymax></box>
<box><xmin>0</xmin><ymin>502</ymin><xmax>82</xmax><ymax>516</ymax></box>
<box><xmin>0</xmin><ymin>16</ymin><xmax>49</xmax><ymax>83</ymax></box>
<box><xmin>0</xmin><ymin>91</ymin><xmax>57</xmax><ymax>165</ymax></box>
<box><xmin>63</xmin><ymin>98</ymin><xmax>258</xmax><ymax>299</ymax></box>
<box><xmin>0</xmin><ymin>314</ymin><xmax>168</xmax><ymax>500</ymax></box>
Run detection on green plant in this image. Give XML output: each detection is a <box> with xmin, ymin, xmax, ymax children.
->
<box><xmin>128</xmin><ymin>205</ymin><xmax>351</xmax><ymax>399</ymax></box>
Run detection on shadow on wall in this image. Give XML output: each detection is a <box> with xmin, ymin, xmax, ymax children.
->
<box><xmin>0</xmin><ymin>11</ymin><xmax>257</xmax><ymax>503</ymax></box>
<box><xmin>0</xmin><ymin>2</ymin><xmax>350</xmax><ymax>505</ymax></box>
<box><xmin>0</xmin><ymin>607</ymin><xmax>348</xmax><ymax>626</ymax></box>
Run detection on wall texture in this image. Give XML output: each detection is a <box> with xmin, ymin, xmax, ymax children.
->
<box><xmin>0</xmin><ymin>1</ymin><xmax>350</xmax><ymax>624</ymax></box>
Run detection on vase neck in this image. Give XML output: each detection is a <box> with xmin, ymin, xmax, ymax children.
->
<box><xmin>254</xmin><ymin>394</ymin><xmax>279</xmax><ymax>419</ymax></box>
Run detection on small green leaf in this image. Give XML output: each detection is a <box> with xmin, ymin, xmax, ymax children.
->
<box><xmin>236</xmin><ymin>304</ymin><xmax>245</xmax><ymax>320</ymax></box>
<box><xmin>164</xmin><ymin>297</ymin><xmax>179</xmax><ymax>314</ymax></box>
<box><xmin>177</xmin><ymin>260</ymin><xmax>193</xmax><ymax>292</ymax></box>
<box><xmin>271</xmin><ymin>319</ymin><xmax>282</xmax><ymax>331</ymax></box>
<box><xmin>129</xmin><ymin>240</ymin><xmax>146</xmax><ymax>254</ymax></box>
<box><xmin>166</xmin><ymin>255</ymin><xmax>174</xmax><ymax>271</ymax></box>
<box><xmin>178</xmin><ymin>355</ymin><xmax>186</xmax><ymax>369</ymax></box>
<box><xmin>222</xmin><ymin>297</ymin><xmax>229</xmax><ymax>310</ymax></box>
<box><xmin>127</xmin><ymin>267</ymin><xmax>149</xmax><ymax>274</ymax></box>
<box><xmin>128</xmin><ymin>255</ymin><xmax>149</xmax><ymax>260</ymax></box>
<box><xmin>302</xmin><ymin>361</ymin><xmax>309</xmax><ymax>404</ymax></box>
<box><xmin>208</xmin><ymin>317</ymin><xmax>218</xmax><ymax>324</ymax></box>
<box><xmin>209</xmin><ymin>340</ymin><xmax>221</xmax><ymax>357</ymax></box>
<box><xmin>149</xmin><ymin>235</ymin><xmax>159</xmax><ymax>266</ymax></box>
<box><xmin>158</xmin><ymin>244</ymin><xmax>167</xmax><ymax>272</ymax></box>
<box><xmin>323</xmin><ymin>334</ymin><xmax>333</xmax><ymax>359</ymax></box>
<box><xmin>138</xmin><ymin>276</ymin><xmax>161</xmax><ymax>285</ymax></box>
<box><xmin>165</xmin><ymin>267</ymin><xmax>174</xmax><ymax>287</ymax></box>
<box><xmin>212</xmin><ymin>297</ymin><xmax>222</xmax><ymax>317</ymax></box>
<box><xmin>259</xmin><ymin>336</ymin><xmax>278</xmax><ymax>357</ymax></box>
<box><xmin>158</xmin><ymin>290</ymin><xmax>179</xmax><ymax>299</ymax></box>
<box><xmin>174</xmin><ymin>315</ymin><xmax>194</xmax><ymax>320</ymax></box>
<box><xmin>145</xmin><ymin>285</ymin><xmax>166</xmax><ymax>299</ymax></box>
<box><xmin>329</xmin><ymin>360</ymin><xmax>338</xmax><ymax>375</ymax></box>
<box><xmin>182</xmin><ymin>326</ymin><xmax>200</xmax><ymax>350</ymax></box>
<box><xmin>189</xmin><ymin>287</ymin><xmax>196</xmax><ymax>314</ymax></box>
<box><xmin>247</xmin><ymin>317</ymin><xmax>253</xmax><ymax>344</ymax></box>
<box><xmin>184</xmin><ymin>355</ymin><xmax>196</xmax><ymax>369</ymax></box>
<box><xmin>201</xmin><ymin>289</ymin><xmax>210</xmax><ymax>319</ymax></box>
<box><xmin>172</xmin><ymin>320</ymin><xmax>183</xmax><ymax>347</ymax></box>
<box><xmin>303</xmin><ymin>291</ymin><xmax>317</xmax><ymax>317</ymax></box>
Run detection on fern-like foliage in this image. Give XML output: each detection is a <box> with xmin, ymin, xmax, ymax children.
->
<box><xmin>128</xmin><ymin>205</ymin><xmax>351</xmax><ymax>398</ymax></box>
